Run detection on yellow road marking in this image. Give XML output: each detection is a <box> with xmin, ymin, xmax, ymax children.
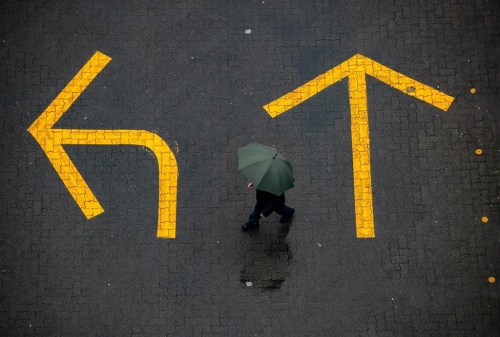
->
<box><xmin>28</xmin><ymin>51</ymin><xmax>178</xmax><ymax>238</ymax></box>
<box><xmin>263</xmin><ymin>54</ymin><xmax>454</xmax><ymax>238</ymax></box>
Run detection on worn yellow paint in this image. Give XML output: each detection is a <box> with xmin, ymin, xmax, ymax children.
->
<box><xmin>470</xmin><ymin>88</ymin><xmax>476</xmax><ymax>94</ymax></box>
<box><xmin>481</xmin><ymin>216</ymin><xmax>489</xmax><ymax>223</ymax></box>
<box><xmin>263</xmin><ymin>54</ymin><xmax>455</xmax><ymax>238</ymax></box>
<box><xmin>489</xmin><ymin>277</ymin><xmax>496</xmax><ymax>284</ymax></box>
<box><xmin>475</xmin><ymin>149</ymin><xmax>483</xmax><ymax>155</ymax></box>
<box><xmin>28</xmin><ymin>51</ymin><xmax>178</xmax><ymax>238</ymax></box>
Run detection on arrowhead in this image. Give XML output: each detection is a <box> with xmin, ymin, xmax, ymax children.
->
<box><xmin>29</xmin><ymin>51</ymin><xmax>112</xmax><ymax>136</ymax></box>
<box><xmin>263</xmin><ymin>53</ymin><xmax>454</xmax><ymax>117</ymax></box>
<box><xmin>28</xmin><ymin>52</ymin><xmax>112</xmax><ymax>220</ymax></box>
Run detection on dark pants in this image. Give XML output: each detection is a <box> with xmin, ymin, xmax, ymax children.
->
<box><xmin>248</xmin><ymin>203</ymin><xmax>294</xmax><ymax>224</ymax></box>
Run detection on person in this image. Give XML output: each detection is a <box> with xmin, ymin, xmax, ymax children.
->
<box><xmin>242</xmin><ymin>182</ymin><xmax>295</xmax><ymax>231</ymax></box>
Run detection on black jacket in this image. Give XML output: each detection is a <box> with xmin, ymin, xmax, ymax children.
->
<box><xmin>256</xmin><ymin>190</ymin><xmax>285</xmax><ymax>217</ymax></box>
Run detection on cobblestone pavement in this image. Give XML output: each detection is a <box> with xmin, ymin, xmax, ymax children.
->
<box><xmin>1</xmin><ymin>0</ymin><xmax>499</xmax><ymax>336</ymax></box>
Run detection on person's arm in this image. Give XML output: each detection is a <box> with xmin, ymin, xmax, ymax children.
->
<box><xmin>249</xmin><ymin>183</ymin><xmax>266</xmax><ymax>218</ymax></box>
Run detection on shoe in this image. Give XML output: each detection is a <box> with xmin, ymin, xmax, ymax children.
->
<box><xmin>242</xmin><ymin>222</ymin><xmax>259</xmax><ymax>231</ymax></box>
<box><xmin>279</xmin><ymin>209</ymin><xmax>295</xmax><ymax>223</ymax></box>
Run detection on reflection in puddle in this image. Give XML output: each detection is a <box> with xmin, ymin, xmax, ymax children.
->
<box><xmin>240</xmin><ymin>223</ymin><xmax>292</xmax><ymax>289</ymax></box>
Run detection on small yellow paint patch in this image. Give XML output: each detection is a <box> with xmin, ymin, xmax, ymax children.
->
<box><xmin>28</xmin><ymin>51</ymin><xmax>178</xmax><ymax>238</ymax></box>
<box><xmin>475</xmin><ymin>149</ymin><xmax>483</xmax><ymax>155</ymax></box>
<box><xmin>489</xmin><ymin>277</ymin><xmax>496</xmax><ymax>284</ymax></box>
<box><xmin>470</xmin><ymin>88</ymin><xmax>476</xmax><ymax>94</ymax></box>
<box><xmin>263</xmin><ymin>54</ymin><xmax>455</xmax><ymax>239</ymax></box>
<box><xmin>481</xmin><ymin>216</ymin><xmax>489</xmax><ymax>223</ymax></box>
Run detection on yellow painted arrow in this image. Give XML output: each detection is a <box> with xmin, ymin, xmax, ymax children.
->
<box><xmin>264</xmin><ymin>54</ymin><xmax>454</xmax><ymax>238</ymax></box>
<box><xmin>28</xmin><ymin>51</ymin><xmax>178</xmax><ymax>238</ymax></box>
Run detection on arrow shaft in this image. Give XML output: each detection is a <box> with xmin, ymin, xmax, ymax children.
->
<box><xmin>37</xmin><ymin>129</ymin><xmax>178</xmax><ymax>238</ymax></box>
<box><xmin>62</xmin><ymin>129</ymin><xmax>178</xmax><ymax>238</ymax></box>
<box><xmin>348</xmin><ymin>72</ymin><xmax>374</xmax><ymax>238</ymax></box>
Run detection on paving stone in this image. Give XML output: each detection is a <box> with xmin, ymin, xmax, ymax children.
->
<box><xmin>1</xmin><ymin>0</ymin><xmax>500</xmax><ymax>336</ymax></box>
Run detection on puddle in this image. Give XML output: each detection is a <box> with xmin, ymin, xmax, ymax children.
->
<box><xmin>240</xmin><ymin>222</ymin><xmax>292</xmax><ymax>289</ymax></box>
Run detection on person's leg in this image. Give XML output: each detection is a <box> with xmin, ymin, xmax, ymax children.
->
<box><xmin>247</xmin><ymin>209</ymin><xmax>261</xmax><ymax>224</ymax></box>
<box><xmin>242</xmin><ymin>204</ymin><xmax>264</xmax><ymax>230</ymax></box>
<box><xmin>275</xmin><ymin>204</ymin><xmax>295</xmax><ymax>223</ymax></box>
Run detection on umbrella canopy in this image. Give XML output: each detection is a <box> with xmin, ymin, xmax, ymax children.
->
<box><xmin>237</xmin><ymin>142</ymin><xmax>294</xmax><ymax>196</ymax></box>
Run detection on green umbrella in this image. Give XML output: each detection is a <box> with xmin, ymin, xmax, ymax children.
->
<box><xmin>237</xmin><ymin>142</ymin><xmax>294</xmax><ymax>196</ymax></box>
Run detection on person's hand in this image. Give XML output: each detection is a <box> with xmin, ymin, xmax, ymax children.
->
<box><xmin>247</xmin><ymin>182</ymin><xmax>254</xmax><ymax>189</ymax></box>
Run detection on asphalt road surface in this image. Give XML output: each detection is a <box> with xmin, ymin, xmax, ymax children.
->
<box><xmin>1</xmin><ymin>0</ymin><xmax>499</xmax><ymax>336</ymax></box>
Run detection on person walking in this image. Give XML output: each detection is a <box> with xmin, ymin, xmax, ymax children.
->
<box><xmin>237</xmin><ymin>142</ymin><xmax>295</xmax><ymax>231</ymax></box>
<box><xmin>242</xmin><ymin>181</ymin><xmax>294</xmax><ymax>231</ymax></box>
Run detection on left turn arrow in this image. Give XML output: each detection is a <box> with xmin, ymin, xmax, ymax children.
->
<box><xmin>28</xmin><ymin>51</ymin><xmax>178</xmax><ymax>238</ymax></box>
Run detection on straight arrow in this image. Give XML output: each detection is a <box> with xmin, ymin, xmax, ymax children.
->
<box><xmin>263</xmin><ymin>54</ymin><xmax>454</xmax><ymax>238</ymax></box>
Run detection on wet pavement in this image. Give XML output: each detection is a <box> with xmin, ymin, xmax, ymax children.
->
<box><xmin>1</xmin><ymin>0</ymin><xmax>499</xmax><ymax>336</ymax></box>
